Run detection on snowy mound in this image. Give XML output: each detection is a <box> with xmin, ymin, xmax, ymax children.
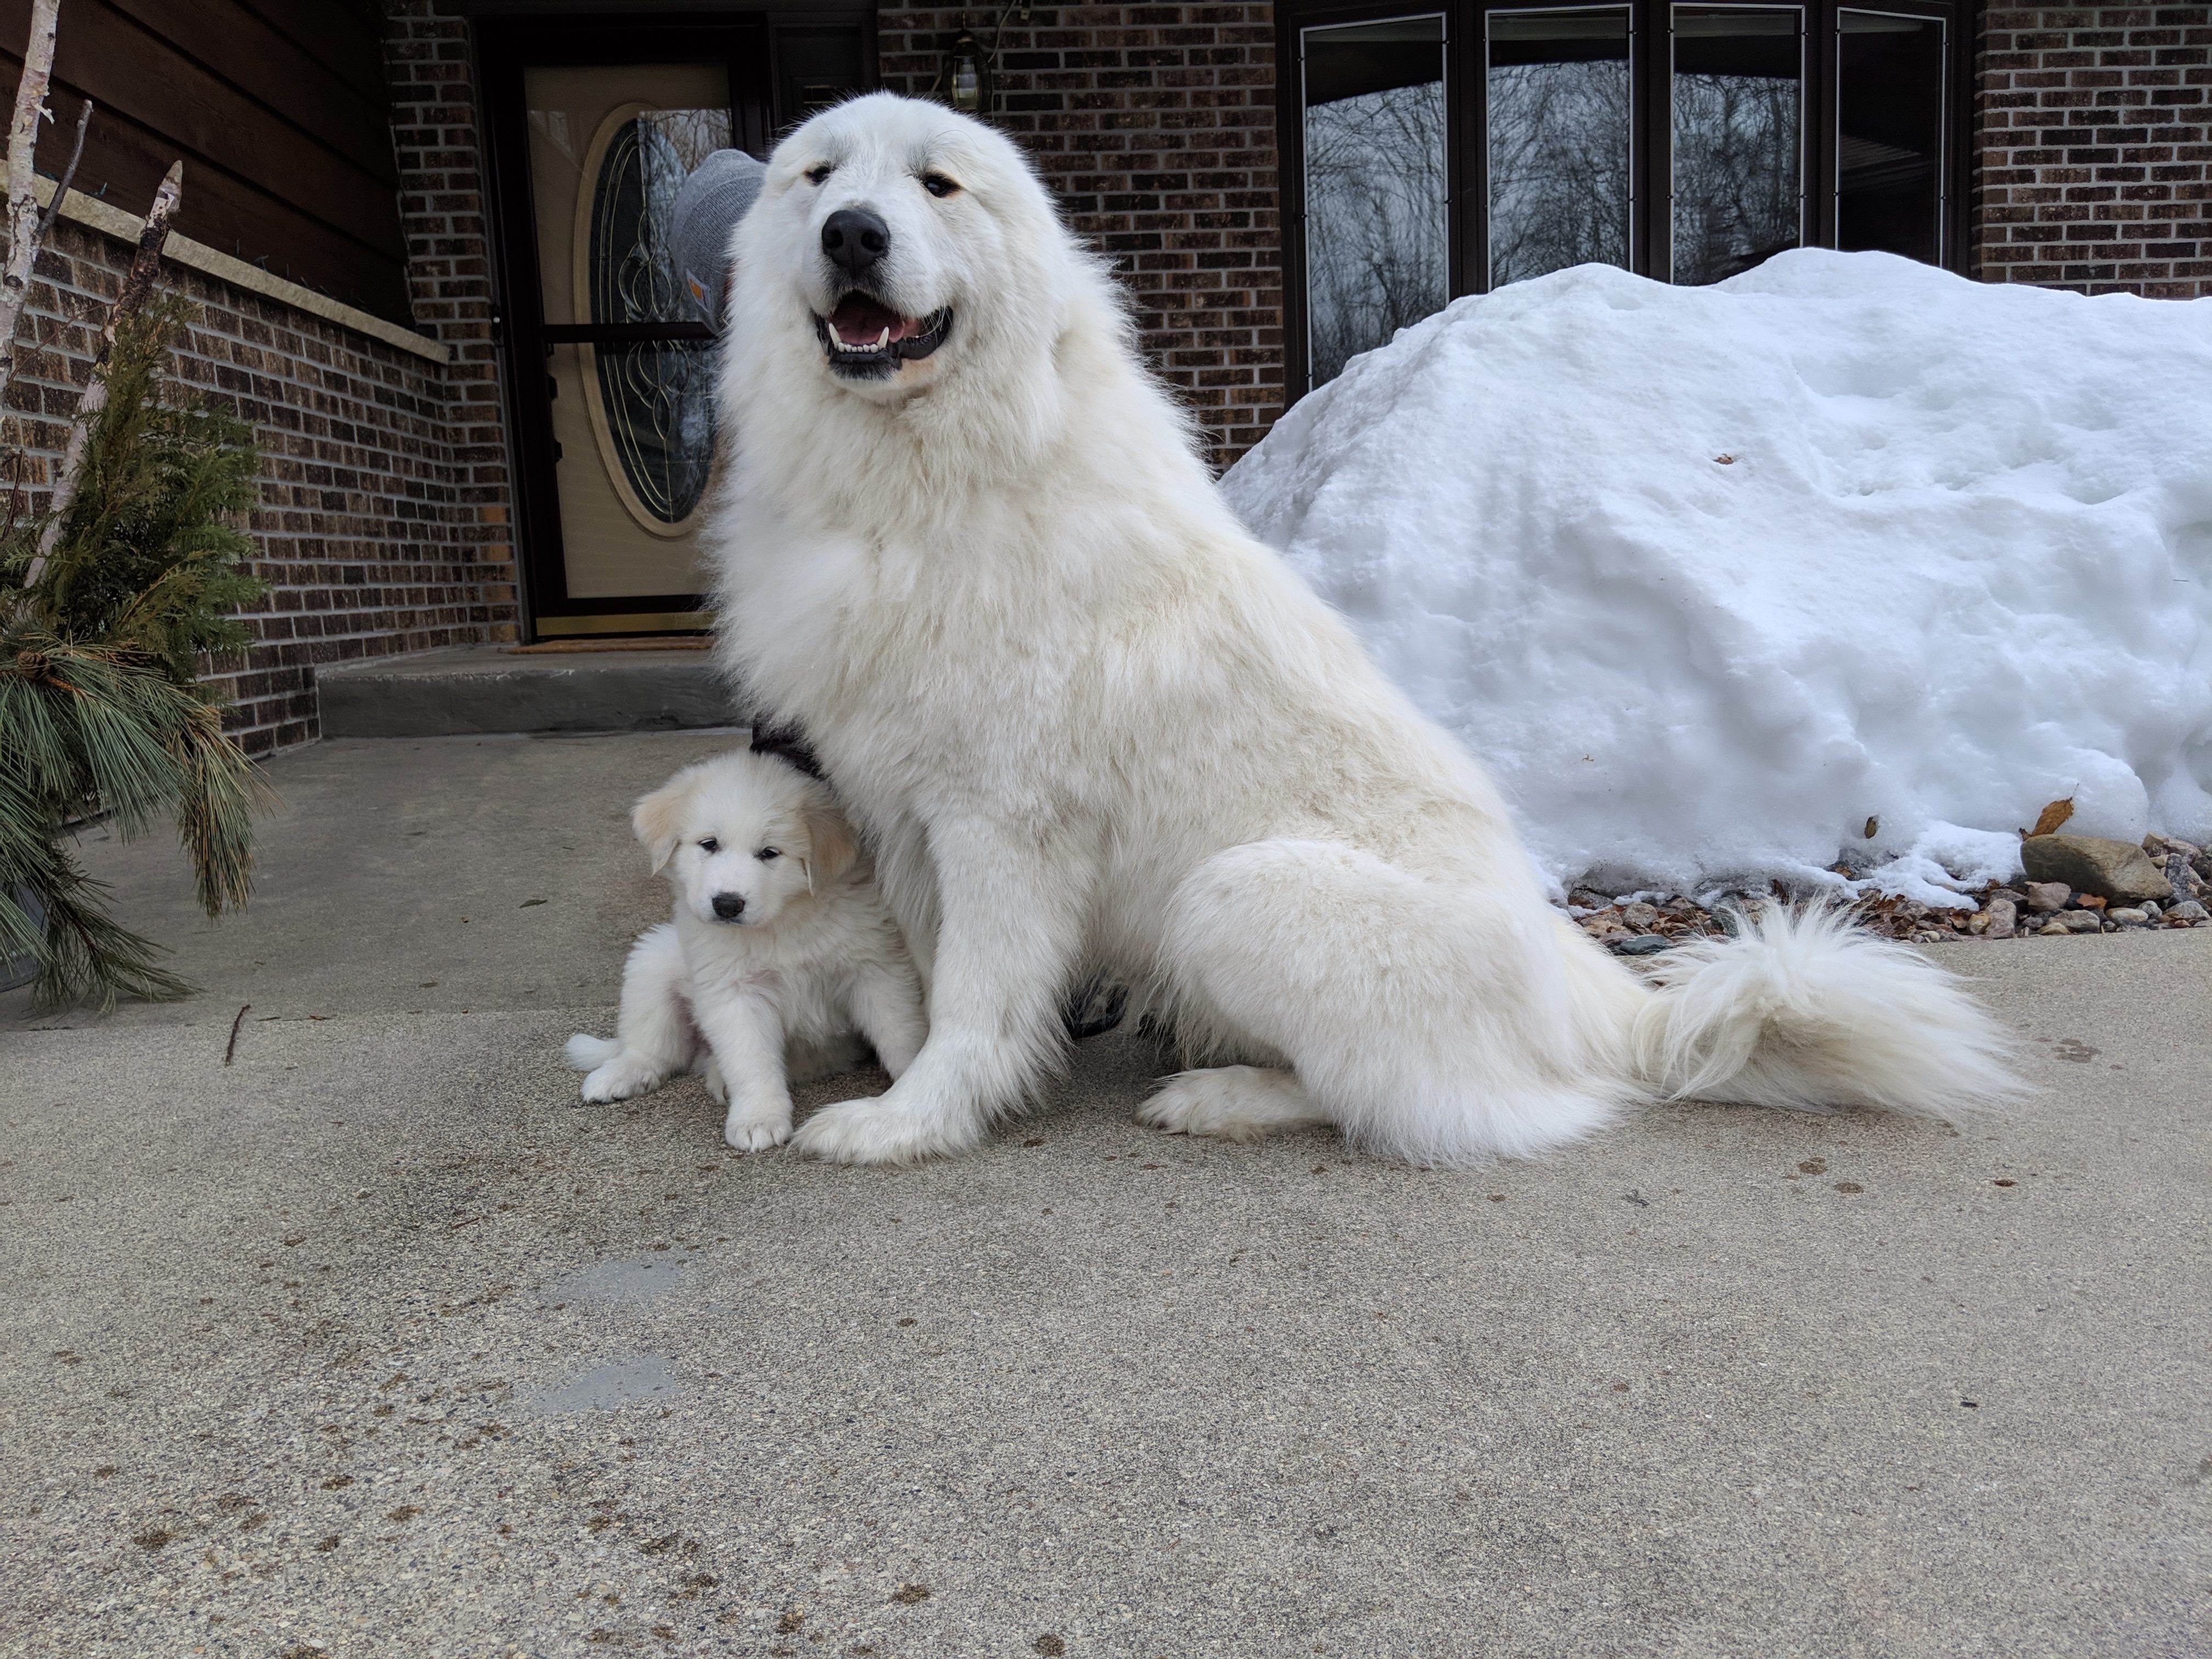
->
<box><xmin>1223</xmin><ymin>251</ymin><xmax>2212</xmax><ymax>906</ymax></box>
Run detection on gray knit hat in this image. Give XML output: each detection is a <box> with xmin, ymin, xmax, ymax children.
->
<box><xmin>669</xmin><ymin>149</ymin><xmax>768</xmax><ymax>331</ymax></box>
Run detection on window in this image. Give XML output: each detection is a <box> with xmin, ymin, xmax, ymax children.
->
<box><xmin>1281</xmin><ymin>0</ymin><xmax>1962</xmax><ymax>388</ymax></box>
<box><xmin>1487</xmin><ymin>8</ymin><xmax>1633</xmax><ymax>286</ymax></box>
<box><xmin>1300</xmin><ymin>15</ymin><xmax>1451</xmax><ymax>385</ymax></box>
<box><xmin>1837</xmin><ymin>10</ymin><xmax>1946</xmax><ymax>263</ymax></box>
<box><xmin>1670</xmin><ymin>6</ymin><xmax>1803</xmax><ymax>285</ymax></box>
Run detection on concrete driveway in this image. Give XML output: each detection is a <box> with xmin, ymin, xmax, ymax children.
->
<box><xmin>3</xmin><ymin>733</ymin><xmax>2207</xmax><ymax>1658</ymax></box>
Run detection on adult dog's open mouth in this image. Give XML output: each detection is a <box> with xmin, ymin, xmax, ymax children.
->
<box><xmin>814</xmin><ymin>293</ymin><xmax>952</xmax><ymax>377</ymax></box>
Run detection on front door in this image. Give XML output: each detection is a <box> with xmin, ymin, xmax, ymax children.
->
<box><xmin>481</xmin><ymin>17</ymin><xmax>773</xmax><ymax>640</ymax></box>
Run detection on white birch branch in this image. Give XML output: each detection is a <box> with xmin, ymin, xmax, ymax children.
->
<box><xmin>26</xmin><ymin>159</ymin><xmax>181</xmax><ymax>583</ymax></box>
<box><xmin>0</xmin><ymin>0</ymin><xmax>63</xmax><ymax>424</ymax></box>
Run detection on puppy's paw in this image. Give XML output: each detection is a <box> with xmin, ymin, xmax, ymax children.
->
<box><xmin>701</xmin><ymin>1056</ymin><xmax>727</xmax><ymax>1105</ymax></box>
<box><xmin>724</xmin><ymin>1106</ymin><xmax>792</xmax><ymax>1153</ymax></box>
<box><xmin>581</xmin><ymin>1052</ymin><xmax>666</xmax><ymax>1104</ymax></box>
<box><xmin>788</xmin><ymin>1098</ymin><xmax>972</xmax><ymax>1166</ymax></box>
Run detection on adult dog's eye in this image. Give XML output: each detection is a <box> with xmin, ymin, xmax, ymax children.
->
<box><xmin>805</xmin><ymin>163</ymin><xmax>834</xmax><ymax>186</ymax></box>
<box><xmin>757</xmin><ymin>847</ymin><xmax>781</xmax><ymax>862</ymax></box>
<box><xmin>698</xmin><ymin>837</ymin><xmax>719</xmax><ymax>854</ymax></box>
<box><xmin>921</xmin><ymin>172</ymin><xmax>959</xmax><ymax>198</ymax></box>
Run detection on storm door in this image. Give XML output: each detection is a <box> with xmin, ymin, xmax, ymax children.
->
<box><xmin>481</xmin><ymin>19</ymin><xmax>772</xmax><ymax>640</ymax></box>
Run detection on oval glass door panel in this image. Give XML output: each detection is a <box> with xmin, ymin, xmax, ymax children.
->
<box><xmin>577</xmin><ymin>104</ymin><xmax>716</xmax><ymax>534</ymax></box>
<box><xmin>526</xmin><ymin>65</ymin><xmax>731</xmax><ymax>600</ymax></box>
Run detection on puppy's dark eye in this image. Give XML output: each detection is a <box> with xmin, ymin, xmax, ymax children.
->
<box><xmin>757</xmin><ymin>847</ymin><xmax>782</xmax><ymax>862</ymax></box>
<box><xmin>921</xmin><ymin>172</ymin><xmax>959</xmax><ymax>198</ymax></box>
<box><xmin>697</xmin><ymin>838</ymin><xmax>719</xmax><ymax>854</ymax></box>
<box><xmin>805</xmin><ymin>163</ymin><xmax>834</xmax><ymax>186</ymax></box>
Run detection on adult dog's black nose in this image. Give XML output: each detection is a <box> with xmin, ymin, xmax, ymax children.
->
<box><xmin>711</xmin><ymin>892</ymin><xmax>747</xmax><ymax>922</ymax></box>
<box><xmin>821</xmin><ymin>208</ymin><xmax>890</xmax><ymax>278</ymax></box>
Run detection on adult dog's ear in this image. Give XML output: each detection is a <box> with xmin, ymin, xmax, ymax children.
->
<box><xmin>631</xmin><ymin>775</ymin><xmax>692</xmax><ymax>874</ymax></box>
<box><xmin>800</xmin><ymin>800</ymin><xmax>859</xmax><ymax>895</ymax></box>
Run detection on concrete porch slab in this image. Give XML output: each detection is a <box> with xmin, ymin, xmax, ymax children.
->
<box><xmin>317</xmin><ymin>646</ymin><xmax>744</xmax><ymax>738</ymax></box>
<box><xmin>3</xmin><ymin>733</ymin><xmax>2208</xmax><ymax>1657</ymax></box>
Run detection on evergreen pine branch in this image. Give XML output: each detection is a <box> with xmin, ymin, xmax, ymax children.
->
<box><xmin>1</xmin><ymin>265</ymin><xmax>268</xmax><ymax>1010</ymax></box>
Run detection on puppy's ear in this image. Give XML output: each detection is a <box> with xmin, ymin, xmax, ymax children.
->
<box><xmin>631</xmin><ymin>775</ymin><xmax>691</xmax><ymax>874</ymax></box>
<box><xmin>800</xmin><ymin>799</ymin><xmax>859</xmax><ymax>894</ymax></box>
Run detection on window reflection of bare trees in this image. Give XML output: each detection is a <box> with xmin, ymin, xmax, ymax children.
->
<box><xmin>1488</xmin><ymin>60</ymin><xmax>1632</xmax><ymax>286</ymax></box>
<box><xmin>1304</xmin><ymin>81</ymin><xmax>1449</xmax><ymax>385</ymax></box>
<box><xmin>1672</xmin><ymin>74</ymin><xmax>1800</xmax><ymax>284</ymax></box>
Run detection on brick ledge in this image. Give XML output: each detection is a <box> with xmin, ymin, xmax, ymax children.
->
<box><xmin>34</xmin><ymin>175</ymin><xmax>453</xmax><ymax>365</ymax></box>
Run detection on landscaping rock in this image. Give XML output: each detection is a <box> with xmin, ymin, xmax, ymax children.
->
<box><xmin>2022</xmin><ymin>834</ymin><xmax>2172</xmax><ymax>905</ymax></box>
<box><xmin>1550</xmin><ymin>850</ymin><xmax>2206</xmax><ymax>949</ymax></box>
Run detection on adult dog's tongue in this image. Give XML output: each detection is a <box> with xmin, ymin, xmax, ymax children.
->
<box><xmin>830</xmin><ymin>293</ymin><xmax>918</xmax><ymax>346</ymax></box>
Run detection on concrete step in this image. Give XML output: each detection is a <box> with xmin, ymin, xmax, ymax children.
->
<box><xmin>317</xmin><ymin>645</ymin><xmax>745</xmax><ymax>738</ymax></box>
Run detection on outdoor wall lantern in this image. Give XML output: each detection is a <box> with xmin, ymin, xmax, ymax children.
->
<box><xmin>946</xmin><ymin>26</ymin><xmax>990</xmax><ymax>115</ymax></box>
<box><xmin>937</xmin><ymin>7</ymin><xmax>1030</xmax><ymax>119</ymax></box>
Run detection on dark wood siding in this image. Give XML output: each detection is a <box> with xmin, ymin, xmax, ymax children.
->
<box><xmin>0</xmin><ymin>0</ymin><xmax>409</xmax><ymax>323</ymax></box>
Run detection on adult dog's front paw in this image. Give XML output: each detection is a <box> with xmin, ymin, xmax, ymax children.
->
<box><xmin>788</xmin><ymin>1098</ymin><xmax>968</xmax><ymax>1165</ymax></box>
<box><xmin>724</xmin><ymin>1106</ymin><xmax>792</xmax><ymax>1153</ymax></box>
<box><xmin>582</xmin><ymin>1053</ymin><xmax>665</xmax><ymax>1104</ymax></box>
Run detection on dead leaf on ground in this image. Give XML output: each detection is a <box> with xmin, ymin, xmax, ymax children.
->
<box><xmin>2030</xmin><ymin>797</ymin><xmax>2075</xmax><ymax>837</ymax></box>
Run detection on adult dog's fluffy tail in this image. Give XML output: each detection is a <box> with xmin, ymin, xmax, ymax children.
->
<box><xmin>1627</xmin><ymin>904</ymin><xmax>2023</xmax><ymax>1120</ymax></box>
<box><xmin>564</xmin><ymin>1033</ymin><xmax>621</xmax><ymax>1072</ymax></box>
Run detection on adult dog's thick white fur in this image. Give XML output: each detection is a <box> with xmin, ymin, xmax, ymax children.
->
<box><xmin>564</xmin><ymin>751</ymin><xmax>927</xmax><ymax>1152</ymax></box>
<box><xmin>710</xmin><ymin>93</ymin><xmax>2019</xmax><ymax>1166</ymax></box>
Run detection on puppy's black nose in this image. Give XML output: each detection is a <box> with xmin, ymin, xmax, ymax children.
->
<box><xmin>821</xmin><ymin>207</ymin><xmax>890</xmax><ymax>278</ymax></box>
<box><xmin>711</xmin><ymin>893</ymin><xmax>747</xmax><ymax>922</ymax></box>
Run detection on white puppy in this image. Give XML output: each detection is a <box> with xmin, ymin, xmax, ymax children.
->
<box><xmin>564</xmin><ymin>750</ymin><xmax>927</xmax><ymax>1151</ymax></box>
<box><xmin>708</xmin><ymin>93</ymin><xmax>2017</xmax><ymax>1166</ymax></box>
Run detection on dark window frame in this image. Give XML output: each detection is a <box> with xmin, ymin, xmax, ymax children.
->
<box><xmin>1277</xmin><ymin>0</ymin><xmax>1971</xmax><ymax>394</ymax></box>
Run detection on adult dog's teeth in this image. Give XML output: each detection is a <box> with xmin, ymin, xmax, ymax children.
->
<box><xmin>876</xmin><ymin>327</ymin><xmax>891</xmax><ymax>348</ymax></box>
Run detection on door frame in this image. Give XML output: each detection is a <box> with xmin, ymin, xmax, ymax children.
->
<box><xmin>478</xmin><ymin>12</ymin><xmax>775</xmax><ymax>640</ymax></box>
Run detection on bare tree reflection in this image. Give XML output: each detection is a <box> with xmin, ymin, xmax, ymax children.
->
<box><xmin>1305</xmin><ymin>81</ymin><xmax>1449</xmax><ymax>385</ymax></box>
<box><xmin>1488</xmin><ymin>59</ymin><xmax>1632</xmax><ymax>285</ymax></box>
<box><xmin>1672</xmin><ymin>73</ymin><xmax>1800</xmax><ymax>284</ymax></box>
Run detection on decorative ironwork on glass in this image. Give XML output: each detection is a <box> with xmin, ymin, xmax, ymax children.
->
<box><xmin>575</xmin><ymin>104</ymin><xmax>728</xmax><ymax>534</ymax></box>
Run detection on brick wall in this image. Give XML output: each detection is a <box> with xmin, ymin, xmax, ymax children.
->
<box><xmin>386</xmin><ymin>0</ymin><xmax>521</xmax><ymax>646</ymax></box>
<box><xmin>877</xmin><ymin>3</ymin><xmax>1285</xmax><ymax>466</ymax></box>
<box><xmin>4</xmin><ymin>218</ymin><xmax>514</xmax><ymax>756</ymax></box>
<box><xmin>1977</xmin><ymin>6</ymin><xmax>2212</xmax><ymax>296</ymax></box>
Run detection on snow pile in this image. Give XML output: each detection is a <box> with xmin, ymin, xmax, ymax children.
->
<box><xmin>1223</xmin><ymin>251</ymin><xmax>2212</xmax><ymax>906</ymax></box>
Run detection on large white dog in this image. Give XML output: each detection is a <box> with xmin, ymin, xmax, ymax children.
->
<box><xmin>709</xmin><ymin>93</ymin><xmax>2017</xmax><ymax>1166</ymax></box>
